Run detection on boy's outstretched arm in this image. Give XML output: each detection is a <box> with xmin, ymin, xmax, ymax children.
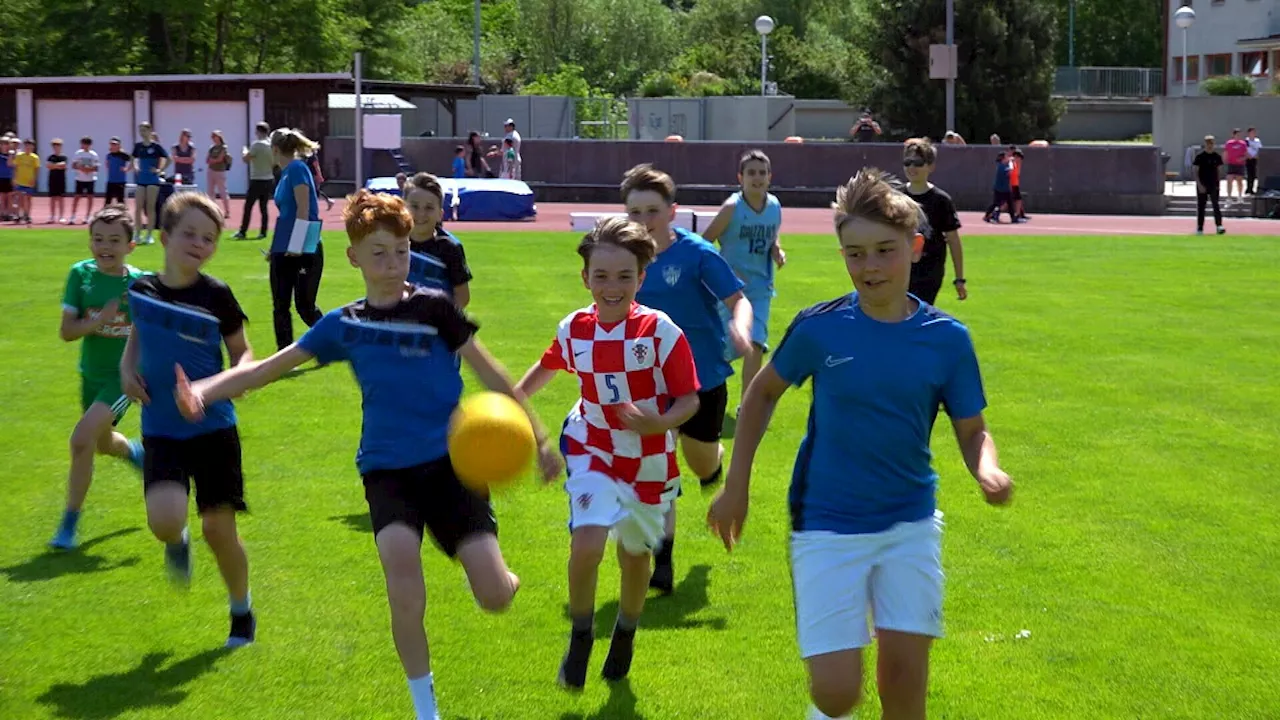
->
<box><xmin>458</xmin><ymin>338</ymin><xmax>564</xmax><ymax>482</ymax></box>
<box><xmin>514</xmin><ymin>362</ymin><xmax>556</xmax><ymax>398</ymax></box>
<box><xmin>951</xmin><ymin>413</ymin><xmax>1012</xmax><ymax>505</ymax></box>
<box><xmin>176</xmin><ymin>345</ymin><xmax>313</xmax><ymax>421</ymax></box>
<box><xmin>700</xmin><ymin>199</ymin><xmax>736</xmax><ymax>244</ymax></box>
<box><xmin>945</xmin><ymin>230</ymin><xmax>966</xmax><ymax>300</ymax></box>
<box><xmin>707</xmin><ymin>363</ymin><xmax>789</xmax><ymax>550</ymax></box>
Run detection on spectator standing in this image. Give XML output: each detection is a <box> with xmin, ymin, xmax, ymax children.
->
<box><xmin>236</xmin><ymin>122</ymin><xmax>274</xmax><ymax>240</ymax></box>
<box><xmin>1222</xmin><ymin>129</ymin><xmax>1248</xmax><ymax>202</ymax></box>
<box><xmin>1193</xmin><ymin>135</ymin><xmax>1226</xmax><ymax>236</ymax></box>
<box><xmin>850</xmin><ymin>112</ymin><xmax>882</xmax><ymax>142</ymax></box>
<box><xmin>69</xmin><ymin>136</ymin><xmax>99</xmax><ymax>224</ymax></box>
<box><xmin>206</xmin><ymin>131</ymin><xmax>232</xmax><ymax>218</ymax></box>
<box><xmin>503</xmin><ymin>118</ymin><xmax>522</xmax><ymax>179</ymax></box>
<box><xmin>1245</xmin><ymin>127</ymin><xmax>1263</xmax><ymax>195</ymax></box>
<box><xmin>171</xmin><ymin>129</ymin><xmax>197</xmax><ymax>185</ymax></box>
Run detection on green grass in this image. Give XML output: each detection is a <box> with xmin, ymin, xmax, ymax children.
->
<box><xmin>2</xmin><ymin>228</ymin><xmax>1278</xmax><ymax>720</ymax></box>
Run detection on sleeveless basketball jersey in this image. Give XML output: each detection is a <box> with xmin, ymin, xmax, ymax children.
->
<box><xmin>718</xmin><ymin>192</ymin><xmax>781</xmax><ymax>290</ymax></box>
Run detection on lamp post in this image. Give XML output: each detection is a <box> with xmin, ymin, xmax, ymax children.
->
<box><xmin>755</xmin><ymin>15</ymin><xmax>775</xmax><ymax>96</ymax></box>
<box><xmin>472</xmin><ymin>0</ymin><xmax>482</xmax><ymax>85</ymax></box>
<box><xmin>945</xmin><ymin>0</ymin><xmax>955</xmax><ymax>136</ymax></box>
<box><xmin>1175</xmin><ymin>6</ymin><xmax>1196</xmax><ymax>97</ymax></box>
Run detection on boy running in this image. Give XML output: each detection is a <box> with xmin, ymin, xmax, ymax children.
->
<box><xmin>515</xmin><ymin>217</ymin><xmax>701</xmax><ymax>690</ymax></box>
<box><xmin>49</xmin><ymin>205</ymin><xmax>146</xmax><ymax>550</ymax></box>
<box><xmin>70</xmin><ymin>136</ymin><xmax>99</xmax><ymax>224</ymax></box>
<box><xmin>700</xmin><ymin>150</ymin><xmax>785</xmax><ymax>415</ymax></box>
<box><xmin>403</xmin><ymin>172</ymin><xmax>472</xmax><ymax>308</ymax></box>
<box><xmin>1193</xmin><ymin>135</ymin><xmax>1227</xmax><ymax>236</ymax></box>
<box><xmin>707</xmin><ymin>168</ymin><xmax>1013</xmax><ymax>720</ymax></box>
<box><xmin>174</xmin><ymin>190</ymin><xmax>561</xmax><ymax>720</ymax></box>
<box><xmin>120</xmin><ymin>193</ymin><xmax>257</xmax><ymax>648</ymax></box>
<box><xmin>902</xmin><ymin>138</ymin><xmax>966</xmax><ymax>305</ymax></box>
<box><xmin>623</xmin><ymin>163</ymin><xmax>753</xmax><ymax>594</ymax></box>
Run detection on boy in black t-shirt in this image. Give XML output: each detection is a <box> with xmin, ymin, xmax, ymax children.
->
<box><xmin>902</xmin><ymin>138</ymin><xmax>966</xmax><ymax>304</ymax></box>
<box><xmin>1192</xmin><ymin>135</ymin><xmax>1227</xmax><ymax>236</ymax></box>
<box><xmin>46</xmin><ymin>139</ymin><xmax>68</xmax><ymax>223</ymax></box>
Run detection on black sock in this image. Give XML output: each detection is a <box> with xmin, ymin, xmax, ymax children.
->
<box><xmin>616</xmin><ymin>613</ymin><xmax>639</xmax><ymax>633</ymax></box>
<box><xmin>655</xmin><ymin>536</ymin><xmax>674</xmax><ymax>565</ymax></box>
<box><xmin>700</xmin><ymin>465</ymin><xmax>723</xmax><ymax>485</ymax></box>
<box><xmin>571</xmin><ymin>612</ymin><xmax>594</xmax><ymax>635</ymax></box>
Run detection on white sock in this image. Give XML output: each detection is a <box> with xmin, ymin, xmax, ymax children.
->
<box><xmin>807</xmin><ymin>705</ymin><xmax>851</xmax><ymax>720</ymax></box>
<box><xmin>407</xmin><ymin>673</ymin><xmax>439</xmax><ymax>720</ymax></box>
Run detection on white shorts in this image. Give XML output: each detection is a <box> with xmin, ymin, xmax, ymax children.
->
<box><xmin>564</xmin><ymin>454</ymin><xmax>674</xmax><ymax>555</ymax></box>
<box><xmin>790</xmin><ymin>511</ymin><xmax>944</xmax><ymax>659</ymax></box>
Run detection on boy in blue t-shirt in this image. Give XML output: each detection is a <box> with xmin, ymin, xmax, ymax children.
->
<box><xmin>451</xmin><ymin>146</ymin><xmax>467</xmax><ymax>179</ymax></box>
<box><xmin>104</xmin><ymin>137</ymin><xmax>132</xmax><ymax>205</ymax></box>
<box><xmin>174</xmin><ymin>190</ymin><xmax>561</xmax><ymax>720</ymax></box>
<box><xmin>700</xmin><ymin>149</ymin><xmax>785</xmax><ymax>415</ymax></box>
<box><xmin>119</xmin><ymin>193</ymin><xmax>257</xmax><ymax>649</ymax></box>
<box><xmin>707</xmin><ymin>169</ymin><xmax>1013</xmax><ymax>720</ymax></box>
<box><xmin>403</xmin><ymin>172</ymin><xmax>472</xmax><ymax>307</ymax></box>
<box><xmin>623</xmin><ymin>163</ymin><xmax>753</xmax><ymax>594</ymax></box>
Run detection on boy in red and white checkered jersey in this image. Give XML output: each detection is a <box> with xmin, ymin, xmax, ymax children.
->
<box><xmin>517</xmin><ymin>217</ymin><xmax>701</xmax><ymax>691</ymax></box>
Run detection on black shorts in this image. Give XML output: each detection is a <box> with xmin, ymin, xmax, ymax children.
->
<box><xmin>909</xmin><ymin>268</ymin><xmax>945</xmax><ymax>305</ymax></box>
<box><xmin>48</xmin><ymin>183</ymin><xmax>65</xmax><ymax>198</ymax></box>
<box><xmin>105</xmin><ymin>182</ymin><xmax>126</xmax><ymax>204</ymax></box>
<box><xmin>362</xmin><ymin>455</ymin><xmax>497</xmax><ymax>557</ymax></box>
<box><xmin>1011</xmin><ymin>186</ymin><xmax>1022</xmax><ymax>201</ymax></box>
<box><xmin>143</xmin><ymin>426</ymin><xmax>246</xmax><ymax>513</ymax></box>
<box><xmin>0</xmin><ymin>178</ymin><xmax>11</xmax><ymax>193</ymax></box>
<box><xmin>75</xmin><ymin>181</ymin><xmax>95</xmax><ymax>196</ymax></box>
<box><xmin>679</xmin><ymin>383</ymin><xmax>729</xmax><ymax>443</ymax></box>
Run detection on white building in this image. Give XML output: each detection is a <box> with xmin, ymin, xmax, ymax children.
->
<box><xmin>1165</xmin><ymin>0</ymin><xmax>1280</xmax><ymax>95</ymax></box>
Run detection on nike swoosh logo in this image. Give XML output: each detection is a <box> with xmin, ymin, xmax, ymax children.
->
<box><xmin>574</xmin><ymin>350</ymin><xmax>588</xmax><ymax>357</ymax></box>
<box><xmin>825</xmin><ymin>356</ymin><xmax>853</xmax><ymax>367</ymax></box>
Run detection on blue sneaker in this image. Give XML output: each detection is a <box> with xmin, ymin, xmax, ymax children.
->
<box><xmin>226</xmin><ymin>610</ymin><xmax>256</xmax><ymax>649</ymax></box>
<box><xmin>48</xmin><ymin>525</ymin><xmax>78</xmax><ymax>551</ymax></box>
<box><xmin>165</xmin><ymin>531</ymin><xmax>192</xmax><ymax>586</ymax></box>
<box><xmin>126</xmin><ymin>439</ymin><xmax>145</xmax><ymax>472</ymax></box>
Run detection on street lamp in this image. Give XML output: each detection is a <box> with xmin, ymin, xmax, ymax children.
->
<box><xmin>1175</xmin><ymin>6</ymin><xmax>1195</xmax><ymax>97</ymax></box>
<box><xmin>755</xmin><ymin>15</ymin><xmax>775</xmax><ymax>96</ymax></box>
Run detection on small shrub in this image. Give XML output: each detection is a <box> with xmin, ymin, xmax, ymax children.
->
<box><xmin>1201</xmin><ymin>76</ymin><xmax>1255</xmax><ymax>96</ymax></box>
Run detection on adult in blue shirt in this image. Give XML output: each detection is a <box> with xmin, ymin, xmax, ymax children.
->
<box><xmin>622</xmin><ymin>163</ymin><xmax>753</xmax><ymax>594</ymax></box>
<box><xmin>708</xmin><ymin>169</ymin><xmax>1012</xmax><ymax>720</ymax></box>
<box><xmin>268</xmin><ymin>128</ymin><xmax>325</xmax><ymax>351</ymax></box>
<box><xmin>131</xmin><ymin>122</ymin><xmax>169</xmax><ymax>244</ymax></box>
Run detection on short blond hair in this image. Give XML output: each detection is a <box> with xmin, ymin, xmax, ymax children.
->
<box><xmin>161</xmin><ymin>192</ymin><xmax>225</xmax><ymax>235</ymax></box>
<box><xmin>832</xmin><ymin>168</ymin><xmax>922</xmax><ymax>235</ymax></box>
<box><xmin>271</xmin><ymin>128</ymin><xmax>320</xmax><ymax>159</ymax></box>
<box><xmin>343</xmin><ymin>189</ymin><xmax>413</xmax><ymax>243</ymax></box>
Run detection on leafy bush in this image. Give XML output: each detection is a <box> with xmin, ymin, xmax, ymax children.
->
<box><xmin>1201</xmin><ymin>76</ymin><xmax>1255</xmax><ymax>96</ymax></box>
<box><xmin>639</xmin><ymin>71</ymin><xmax>683</xmax><ymax>98</ymax></box>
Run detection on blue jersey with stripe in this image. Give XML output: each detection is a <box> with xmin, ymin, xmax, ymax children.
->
<box><xmin>297</xmin><ymin>285</ymin><xmax>478</xmax><ymax>474</ymax></box>
<box><xmin>637</xmin><ymin>228</ymin><xmax>744</xmax><ymax>391</ymax></box>
<box><xmin>771</xmin><ymin>294</ymin><xmax>987</xmax><ymax>535</ymax></box>
<box><xmin>131</xmin><ymin>142</ymin><xmax>168</xmax><ymax>185</ymax></box>
<box><xmin>408</xmin><ymin>229</ymin><xmax>470</xmax><ymax>297</ymax></box>
<box><xmin>129</xmin><ymin>274</ymin><xmax>246</xmax><ymax>439</ymax></box>
<box><xmin>717</xmin><ymin>192</ymin><xmax>781</xmax><ymax>291</ymax></box>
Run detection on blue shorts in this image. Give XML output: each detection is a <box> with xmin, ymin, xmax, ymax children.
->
<box><xmin>17</xmin><ymin>185</ymin><xmax>34</xmax><ymax>195</ymax></box>
<box><xmin>720</xmin><ymin>282</ymin><xmax>773</xmax><ymax>360</ymax></box>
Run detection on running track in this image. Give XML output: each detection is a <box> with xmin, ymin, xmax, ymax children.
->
<box><xmin>14</xmin><ymin>197</ymin><xmax>1280</xmax><ymax>236</ymax></box>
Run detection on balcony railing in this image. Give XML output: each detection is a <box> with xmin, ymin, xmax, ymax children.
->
<box><xmin>1054</xmin><ymin>67</ymin><xmax>1164</xmax><ymax>99</ymax></box>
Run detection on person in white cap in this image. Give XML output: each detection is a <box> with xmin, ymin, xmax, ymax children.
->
<box><xmin>503</xmin><ymin>119</ymin><xmax>522</xmax><ymax>180</ymax></box>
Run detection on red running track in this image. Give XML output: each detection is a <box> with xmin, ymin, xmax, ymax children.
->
<box><xmin>10</xmin><ymin>196</ymin><xmax>1280</xmax><ymax>236</ymax></box>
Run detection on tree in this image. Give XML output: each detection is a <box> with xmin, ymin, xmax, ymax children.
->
<box><xmin>1053</xmin><ymin>0</ymin><xmax>1162</xmax><ymax>68</ymax></box>
<box><xmin>864</xmin><ymin>0</ymin><xmax>1063</xmax><ymax>142</ymax></box>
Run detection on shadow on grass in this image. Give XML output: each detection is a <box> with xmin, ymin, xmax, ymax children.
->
<box><xmin>330</xmin><ymin>512</ymin><xmax>373</xmax><ymax>534</ymax></box>
<box><xmin>0</xmin><ymin>528</ymin><xmax>142</xmax><ymax>584</ymax></box>
<box><xmin>277</xmin><ymin>363</ymin><xmax>329</xmax><ymax>382</ymax></box>
<box><xmin>37</xmin><ymin>647</ymin><xmax>231</xmax><ymax>719</ymax></box>
<box><xmin>564</xmin><ymin>564</ymin><xmax>726</xmax><ymax>639</ymax></box>
<box><xmin>558</xmin><ymin>678</ymin><xmax>645</xmax><ymax>720</ymax></box>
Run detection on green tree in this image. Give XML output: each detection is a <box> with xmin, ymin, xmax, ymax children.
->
<box><xmin>1054</xmin><ymin>0</ymin><xmax>1162</xmax><ymax>68</ymax></box>
<box><xmin>864</xmin><ymin>0</ymin><xmax>1063</xmax><ymax>142</ymax></box>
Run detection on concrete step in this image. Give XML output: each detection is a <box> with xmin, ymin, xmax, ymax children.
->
<box><xmin>1163</xmin><ymin>196</ymin><xmax>1254</xmax><ymax>218</ymax></box>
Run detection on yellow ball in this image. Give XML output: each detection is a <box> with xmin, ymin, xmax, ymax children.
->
<box><xmin>448</xmin><ymin>392</ymin><xmax>537</xmax><ymax>491</ymax></box>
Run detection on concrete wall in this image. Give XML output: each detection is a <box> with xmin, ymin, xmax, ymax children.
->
<box><xmin>323</xmin><ymin>137</ymin><xmax>1169</xmax><ymax>214</ymax></box>
<box><xmin>1164</xmin><ymin>0</ymin><xmax>1280</xmax><ymax>96</ymax></box>
<box><xmin>1154</xmin><ymin>95</ymin><xmax>1280</xmax><ymax>173</ymax></box>
<box><xmin>627</xmin><ymin>97</ymin><xmax>796</xmax><ymax>141</ymax></box>
<box><xmin>369</xmin><ymin>94</ymin><xmax>576</xmax><ymax>139</ymax></box>
<box><xmin>1054</xmin><ymin>101</ymin><xmax>1152</xmax><ymax>141</ymax></box>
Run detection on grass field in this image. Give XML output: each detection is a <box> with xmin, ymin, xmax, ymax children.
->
<box><xmin>2</xmin><ymin>227</ymin><xmax>1278</xmax><ymax>720</ymax></box>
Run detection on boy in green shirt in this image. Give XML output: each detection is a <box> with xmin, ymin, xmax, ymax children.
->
<box><xmin>51</xmin><ymin>204</ymin><xmax>146</xmax><ymax>550</ymax></box>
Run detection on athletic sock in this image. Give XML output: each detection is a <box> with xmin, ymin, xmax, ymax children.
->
<box><xmin>230</xmin><ymin>591</ymin><xmax>252</xmax><ymax>617</ymax></box>
<box><xmin>60</xmin><ymin>509</ymin><xmax>81</xmax><ymax>534</ymax></box>
<box><xmin>655</xmin><ymin>536</ymin><xmax>674</xmax><ymax>567</ymax></box>
<box><xmin>407</xmin><ymin>673</ymin><xmax>439</xmax><ymax>720</ymax></box>
<box><xmin>806</xmin><ymin>706</ymin><xmax>851</xmax><ymax>720</ymax></box>
<box><xmin>571</xmin><ymin>612</ymin><xmax>594</xmax><ymax>634</ymax></box>
<box><xmin>616</xmin><ymin>612</ymin><xmax>639</xmax><ymax>632</ymax></box>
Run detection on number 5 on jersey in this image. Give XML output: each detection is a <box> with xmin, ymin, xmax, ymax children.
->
<box><xmin>604</xmin><ymin>373</ymin><xmax>621</xmax><ymax>403</ymax></box>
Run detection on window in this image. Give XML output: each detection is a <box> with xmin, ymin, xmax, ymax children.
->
<box><xmin>1173</xmin><ymin>55</ymin><xmax>1201</xmax><ymax>82</ymax></box>
<box><xmin>1242</xmin><ymin>51</ymin><xmax>1269</xmax><ymax>76</ymax></box>
<box><xmin>1273</xmin><ymin>50</ymin><xmax>1280</xmax><ymax>79</ymax></box>
<box><xmin>1205</xmin><ymin>53</ymin><xmax>1232</xmax><ymax>76</ymax></box>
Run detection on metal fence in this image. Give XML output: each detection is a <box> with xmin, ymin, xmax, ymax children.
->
<box><xmin>574</xmin><ymin>97</ymin><xmax>630</xmax><ymax>139</ymax></box>
<box><xmin>1054</xmin><ymin>67</ymin><xmax>1164</xmax><ymax>99</ymax></box>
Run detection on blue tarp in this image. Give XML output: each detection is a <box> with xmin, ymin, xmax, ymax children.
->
<box><xmin>364</xmin><ymin>177</ymin><xmax>536</xmax><ymax>221</ymax></box>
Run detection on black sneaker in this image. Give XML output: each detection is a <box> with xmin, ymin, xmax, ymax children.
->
<box><xmin>227</xmin><ymin>610</ymin><xmax>256</xmax><ymax>648</ymax></box>
<box><xmin>557</xmin><ymin>628</ymin><xmax>594</xmax><ymax>691</ymax></box>
<box><xmin>649</xmin><ymin>558</ymin><xmax>674</xmax><ymax>595</ymax></box>
<box><xmin>601</xmin><ymin>626</ymin><xmax>636</xmax><ymax>682</ymax></box>
<box><xmin>232</xmin><ymin>232</ymin><xmax>247</xmax><ymax>240</ymax></box>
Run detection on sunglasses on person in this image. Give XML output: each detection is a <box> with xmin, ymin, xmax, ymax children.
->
<box><xmin>903</xmin><ymin>158</ymin><xmax>928</xmax><ymax>167</ymax></box>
